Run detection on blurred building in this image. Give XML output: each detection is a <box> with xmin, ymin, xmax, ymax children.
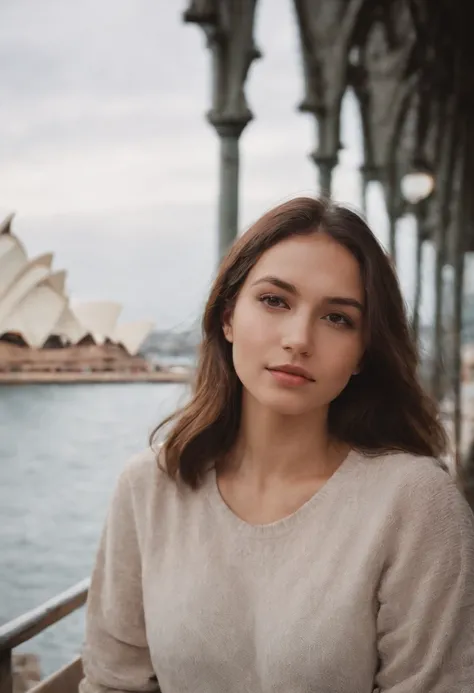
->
<box><xmin>0</xmin><ymin>214</ymin><xmax>154</xmax><ymax>362</ymax></box>
<box><xmin>185</xmin><ymin>0</ymin><xmax>474</xmax><ymax>461</ymax></box>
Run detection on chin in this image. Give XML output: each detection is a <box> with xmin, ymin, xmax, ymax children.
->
<box><xmin>250</xmin><ymin>387</ymin><xmax>322</xmax><ymax>417</ymax></box>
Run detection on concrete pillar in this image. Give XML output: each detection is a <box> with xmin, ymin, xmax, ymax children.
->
<box><xmin>183</xmin><ymin>0</ymin><xmax>260</xmax><ymax>265</ymax></box>
<box><xmin>431</xmin><ymin>102</ymin><xmax>458</xmax><ymax>401</ymax></box>
<box><xmin>452</xmin><ymin>247</ymin><xmax>465</xmax><ymax>461</ymax></box>
<box><xmin>449</xmin><ymin>125</ymin><xmax>468</xmax><ymax>462</ymax></box>
<box><xmin>412</xmin><ymin>211</ymin><xmax>424</xmax><ymax>343</ymax></box>
<box><xmin>385</xmin><ymin>171</ymin><xmax>402</xmax><ymax>267</ymax></box>
<box><xmin>212</xmin><ymin>121</ymin><xmax>247</xmax><ymax>260</ymax></box>
<box><xmin>359</xmin><ymin>165</ymin><xmax>372</xmax><ymax>218</ymax></box>
<box><xmin>388</xmin><ymin>213</ymin><xmax>397</xmax><ymax>265</ymax></box>
<box><xmin>312</xmin><ymin>154</ymin><xmax>338</xmax><ymax>198</ymax></box>
<box><xmin>431</xmin><ymin>253</ymin><xmax>445</xmax><ymax>400</ymax></box>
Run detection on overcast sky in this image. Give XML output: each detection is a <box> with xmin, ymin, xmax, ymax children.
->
<box><xmin>0</xmin><ymin>0</ymin><xmax>434</xmax><ymax>330</ymax></box>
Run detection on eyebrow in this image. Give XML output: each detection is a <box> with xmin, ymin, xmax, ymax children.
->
<box><xmin>252</xmin><ymin>275</ymin><xmax>364</xmax><ymax>312</ymax></box>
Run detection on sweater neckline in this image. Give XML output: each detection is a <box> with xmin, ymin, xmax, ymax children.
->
<box><xmin>205</xmin><ymin>448</ymin><xmax>360</xmax><ymax>537</ymax></box>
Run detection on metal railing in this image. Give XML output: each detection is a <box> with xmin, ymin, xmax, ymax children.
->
<box><xmin>0</xmin><ymin>579</ymin><xmax>89</xmax><ymax>693</ymax></box>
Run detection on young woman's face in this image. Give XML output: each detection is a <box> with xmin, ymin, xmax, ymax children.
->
<box><xmin>223</xmin><ymin>233</ymin><xmax>366</xmax><ymax>417</ymax></box>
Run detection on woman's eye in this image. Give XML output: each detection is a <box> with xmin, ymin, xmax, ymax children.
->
<box><xmin>326</xmin><ymin>313</ymin><xmax>353</xmax><ymax>327</ymax></box>
<box><xmin>260</xmin><ymin>294</ymin><xmax>287</xmax><ymax>309</ymax></box>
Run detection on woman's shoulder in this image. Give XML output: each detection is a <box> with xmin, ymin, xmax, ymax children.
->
<box><xmin>361</xmin><ymin>449</ymin><xmax>451</xmax><ymax>483</ymax></box>
<box><xmin>122</xmin><ymin>445</ymin><xmax>163</xmax><ymax>480</ymax></box>
<box><xmin>357</xmin><ymin>449</ymin><xmax>473</xmax><ymax>534</ymax></box>
<box><xmin>107</xmin><ymin>445</ymin><xmax>197</xmax><ymax>537</ymax></box>
<box><xmin>115</xmin><ymin>445</ymin><xmax>179</xmax><ymax>504</ymax></box>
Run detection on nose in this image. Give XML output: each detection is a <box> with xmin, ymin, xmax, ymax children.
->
<box><xmin>281</xmin><ymin>314</ymin><xmax>313</xmax><ymax>357</ymax></box>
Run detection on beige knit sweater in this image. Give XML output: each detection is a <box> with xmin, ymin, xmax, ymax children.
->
<box><xmin>79</xmin><ymin>448</ymin><xmax>474</xmax><ymax>693</ymax></box>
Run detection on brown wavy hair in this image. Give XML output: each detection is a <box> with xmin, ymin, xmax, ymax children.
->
<box><xmin>151</xmin><ymin>196</ymin><xmax>447</xmax><ymax>488</ymax></box>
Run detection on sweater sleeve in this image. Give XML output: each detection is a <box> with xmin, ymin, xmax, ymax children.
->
<box><xmin>375</xmin><ymin>467</ymin><xmax>474</xmax><ymax>692</ymax></box>
<box><xmin>78</xmin><ymin>464</ymin><xmax>160</xmax><ymax>693</ymax></box>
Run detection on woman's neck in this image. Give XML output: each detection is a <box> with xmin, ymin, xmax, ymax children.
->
<box><xmin>225</xmin><ymin>394</ymin><xmax>346</xmax><ymax>487</ymax></box>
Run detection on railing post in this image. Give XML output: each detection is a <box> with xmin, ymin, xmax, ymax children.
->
<box><xmin>0</xmin><ymin>578</ymin><xmax>89</xmax><ymax>693</ymax></box>
<box><xmin>0</xmin><ymin>648</ymin><xmax>13</xmax><ymax>693</ymax></box>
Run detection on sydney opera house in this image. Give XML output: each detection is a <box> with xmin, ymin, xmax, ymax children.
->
<box><xmin>0</xmin><ymin>214</ymin><xmax>155</xmax><ymax>378</ymax></box>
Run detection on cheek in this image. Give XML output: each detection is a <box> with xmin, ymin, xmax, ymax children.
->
<box><xmin>317</xmin><ymin>332</ymin><xmax>363</xmax><ymax>378</ymax></box>
<box><xmin>314</xmin><ymin>338</ymin><xmax>362</xmax><ymax>404</ymax></box>
<box><xmin>230</xmin><ymin>302</ymin><xmax>272</xmax><ymax>374</ymax></box>
<box><xmin>232</xmin><ymin>300</ymin><xmax>270</xmax><ymax>345</ymax></box>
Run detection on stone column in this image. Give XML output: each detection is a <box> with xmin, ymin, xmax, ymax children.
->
<box><xmin>384</xmin><ymin>167</ymin><xmax>404</xmax><ymax>265</ymax></box>
<box><xmin>451</xmin><ymin>233</ymin><xmax>465</xmax><ymax>461</ymax></box>
<box><xmin>431</xmin><ymin>96</ymin><xmax>459</xmax><ymax>401</ymax></box>
<box><xmin>210</xmin><ymin>119</ymin><xmax>249</xmax><ymax>260</ymax></box>
<box><xmin>311</xmin><ymin>154</ymin><xmax>338</xmax><ymax>198</ymax></box>
<box><xmin>385</xmin><ymin>188</ymin><xmax>398</xmax><ymax>264</ymax></box>
<box><xmin>412</xmin><ymin>207</ymin><xmax>425</xmax><ymax>342</ymax></box>
<box><xmin>184</xmin><ymin>0</ymin><xmax>260</xmax><ymax>263</ymax></box>
<box><xmin>293</xmin><ymin>1</ymin><xmax>367</xmax><ymax>200</ymax></box>
<box><xmin>350</xmin><ymin>15</ymin><xmax>414</xmax><ymax>261</ymax></box>
<box><xmin>448</xmin><ymin>118</ymin><xmax>468</xmax><ymax>461</ymax></box>
<box><xmin>359</xmin><ymin>164</ymin><xmax>374</xmax><ymax>218</ymax></box>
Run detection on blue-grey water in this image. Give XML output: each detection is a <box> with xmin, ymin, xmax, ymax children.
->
<box><xmin>0</xmin><ymin>383</ymin><xmax>189</xmax><ymax>677</ymax></box>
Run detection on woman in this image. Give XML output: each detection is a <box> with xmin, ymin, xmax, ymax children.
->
<box><xmin>79</xmin><ymin>197</ymin><xmax>474</xmax><ymax>693</ymax></box>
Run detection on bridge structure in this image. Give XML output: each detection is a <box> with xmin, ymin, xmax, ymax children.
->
<box><xmin>1</xmin><ymin>4</ymin><xmax>473</xmax><ymax>692</ymax></box>
<box><xmin>184</xmin><ymin>0</ymin><xmax>474</xmax><ymax>459</ymax></box>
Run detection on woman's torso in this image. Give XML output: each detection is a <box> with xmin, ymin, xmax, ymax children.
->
<box><xmin>128</xmin><ymin>448</ymin><xmax>431</xmax><ymax>693</ymax></box>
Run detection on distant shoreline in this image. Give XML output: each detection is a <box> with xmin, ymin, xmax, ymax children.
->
<box><xmin>0</xmin><ymin>368</ymin><xmax>192</xmax><ymax>385</ymax></box>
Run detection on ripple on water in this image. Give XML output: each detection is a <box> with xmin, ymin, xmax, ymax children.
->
<box><xmin>0</xmin><ymin>382</ymin><xmax>187</xmax><ymax>676</ymax></box>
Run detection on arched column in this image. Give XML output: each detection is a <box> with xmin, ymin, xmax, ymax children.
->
<box><xmin>210</xmin><ymin>119</ymin><xmax>248</xmax><ymax>260</ymax></box>
<box><xmin>184</xmin><ymin>0</ymin><xmax>261</xmax><ymax>261</ymax></box>
<box><xmin>351</xmin><ymin>10</ymin><xmax>415</xmax><ymax>263</ymax></box>
<box><xmin>292</xmin><ymin>0</ymin><xmax>367</xmax><ymax>196</ymax></box>
<box><xmin>431</xmin><ymin>94</ymin><xmax>459</xmax><ymax>401</ymax></box>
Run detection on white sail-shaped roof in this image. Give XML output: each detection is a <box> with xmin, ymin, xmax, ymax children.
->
<box><xmin>0</xmin><ymin>233</ymin><xmax>28</xmax><ymax>299</ymax></box>
<box><xmin>51</xmin><ymin>305</ymin><xmax>88</xmax><ymax>344</ymax></box>
<box><xmin>46</xmin><ymin>270</ymin><xmax>66</xmax><ymax>293</ymax></box>
<box><xmin>71</xmin><ymin>301</ymin><xmax>122</xmax><ymax>345</ymax></box>
<box><xmin>34</xmin><ymin>253</ymin><xmax>54</xmax><ymax>269</ymax></box>
<box><xmin>2</xmin><ymin>283</ymin><xmax>67</xmax><ymax>348</ymax></box>
<box><xmin>0</xmin><ymin>213</ymin><xmax>15</xmax><ymax>236</ymax></box>
<box><xmin>0</xmin><ymin>262</ymin><xmax>51</xmax><ymax>328</ymax></box>
<box><xmin>0</xmin><ymin>214</ymin><xmax>155</xmax><ymax>353</ymax></box>
<box><xmin>114</xmin><ymin>320</ymin><xmax>155</xmax><ymax>355</ymax></box>
<box><xmin>0</xmin><ymin>250</ymin><xmax>54</xmax><ymax>310</ymax></box>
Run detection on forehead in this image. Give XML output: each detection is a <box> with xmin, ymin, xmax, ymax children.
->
<box><xmin>246</xmin><ymin>233</ymin><xmax>364</xmax><ymax>300</ymax></box>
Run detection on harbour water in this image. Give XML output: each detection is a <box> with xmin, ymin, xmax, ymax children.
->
<box><xmin>0</xmin><ymin>382</ymin><xmax>189</xmax><ymax>676</ymax></box>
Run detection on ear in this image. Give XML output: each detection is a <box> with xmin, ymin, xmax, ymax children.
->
<box><xmin>352</xmin><ymin>347</ymin><xmax>367</xmax><ymax>376</ymax></box>
<box><xmin>352</xmin><ymin>357</ymin><xmax>364</xmax><ymax>376</ymax></box>
<box><xmin>222</xmin><ymin>305</ymin><xmax>234</xmax><ymax>343</ymax></box>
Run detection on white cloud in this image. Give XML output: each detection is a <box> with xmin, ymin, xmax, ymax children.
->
<box><xmin>0</xmin><ymin>0</ymin><xmax>427</xmax><ymax>328</ymax></box>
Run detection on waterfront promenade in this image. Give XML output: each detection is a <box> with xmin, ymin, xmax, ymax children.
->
<box><xmin>0</xmin><ymin>368</ymin><xmax>191</xmax><ymax>385</ymax></box>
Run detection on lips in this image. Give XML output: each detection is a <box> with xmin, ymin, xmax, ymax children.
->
<box><xmin>266</xmin><ymin>364</ymin><xmax>315</xmax><ymax>382</ymax></box>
